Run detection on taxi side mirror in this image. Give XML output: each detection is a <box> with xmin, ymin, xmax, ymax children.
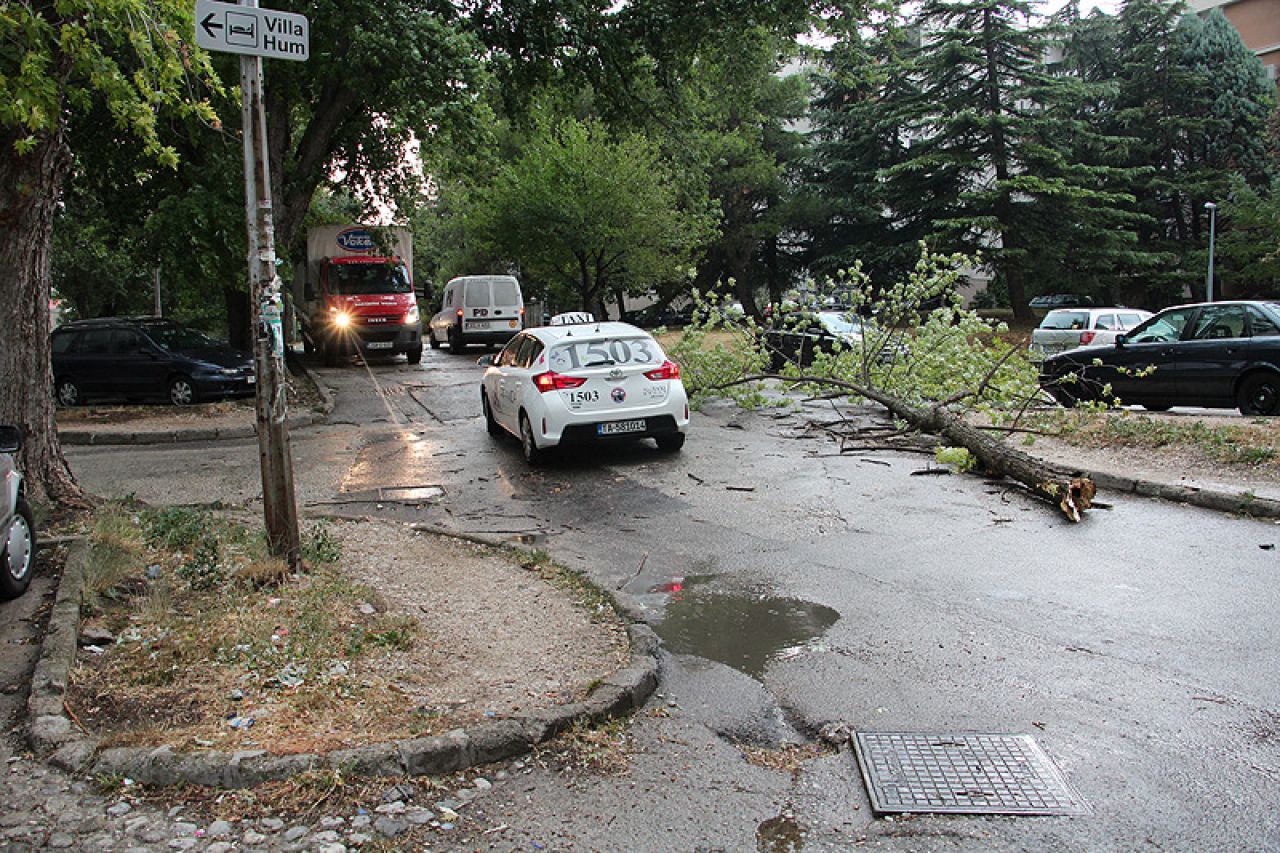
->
<box><xmin>476</xmin><ymin>355</ymin><xmax>494</xmax><ymax>367</ymax></box>
<box><xmin>1114</xmin><ymin>334</ymin><xmax>1127</xmax><ymax>348</ymax></box>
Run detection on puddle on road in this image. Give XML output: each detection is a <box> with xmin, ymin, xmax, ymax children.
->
<box><xmin>376</xmin><ymin>485</ymin><xmax>444</xmax><ymax>502</ymax></box>
<box><xmin>653</xmin><ymin>576</ymin><xmax>839</xmax><ymax>679</ymax></box>
<box><xmin>756</xmin><ymin>812</ymin><xmax>807</xmax><ymax>852</ymax></box>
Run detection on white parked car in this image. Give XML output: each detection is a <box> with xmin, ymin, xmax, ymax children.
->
<box><xmin>479</xmin><ymin>318</ymin><xmax>690</xmax><ymax>463</ymax></box>
<box><xmin>1</xmin><ymin>426</ymin><xmax>35</xmax><ymax>600</ymax></box>
<box><xmin>1028</xmin><ymin>307</ymin><xmax>1152</xmax><ymax>360</ymax></box>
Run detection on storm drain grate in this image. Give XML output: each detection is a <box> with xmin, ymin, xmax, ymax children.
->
<box><xmin>853</xmin><ymin>732</ymin><xmax>1088</xmax><ymax>816</ymax></box>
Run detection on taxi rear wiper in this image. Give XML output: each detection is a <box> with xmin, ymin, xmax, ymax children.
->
<box><xmin>585</xmin><ymin>358</ymin><xmax>616</xmax><ymax>366</ymax></box>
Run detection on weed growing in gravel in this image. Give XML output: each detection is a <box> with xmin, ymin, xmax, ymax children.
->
<box><xmin>85</xmin><ymin>507</ymin><xmax>147</xmax><ymax>600</ymax></box>
<box><xmin>500</xmin><ymin>544</ymin><xmax>617</xmax><ymax>620</ymax></box>
<box><xmin>302</xmin><ymin>521</ymin><xmax>342</xmax><ymax>564</ymax></box>
<box><xmin>554</xmin><ymin>718</ymin><xmax>635</xmax><ymax>774</ymax></box>
<box><xmin>738</xmin><ymin>742</ymin><xmax>829</xmax><ymax>775</ymax></box>
<box><xmin>144</xmin><ymin>506</ymin><xmax>213</xmax><ymax>550</ymax></box>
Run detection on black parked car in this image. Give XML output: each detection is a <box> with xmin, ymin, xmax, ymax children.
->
<box><xmin>51</xmin><ymin>317</ymin><xmax>256</xmax><ymax>407</ymax></box>
<box><xmin>622</xmin><ymin>304</ymin><xmax>695</xmax><ymax>329</ymax></box>
<box><xmin>761</xmin><ymin>309</ymin><xmax>905</xmax><ymax>370</ymax></box>
<box><xmin>1039</xmin><ymin>300</ymin><xmax>1280</xmax><ymax>415</ymax></box>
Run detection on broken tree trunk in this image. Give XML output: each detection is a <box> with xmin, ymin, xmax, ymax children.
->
<box><xmin>745</xmin><ymin>374</ymin><xmax>1096</xmax><ymax>522</ymax></box>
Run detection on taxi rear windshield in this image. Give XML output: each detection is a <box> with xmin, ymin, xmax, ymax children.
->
<box><xmin>548</xmin><ymin>337</ymin><xmax>662</xmax><ymax>371</ymax></box>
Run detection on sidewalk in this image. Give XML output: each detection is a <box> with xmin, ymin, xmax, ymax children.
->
<box><xmin>56</xmin><ymin>360</ymin><xmax>333</xmax><ymax>445</ymax></box>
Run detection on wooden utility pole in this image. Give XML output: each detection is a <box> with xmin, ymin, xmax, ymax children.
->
<box><xmin>195</xmin><ymin>0</ymin><xmax>309</xmax><ymax>566</ymax></box>
<box><xmin>239</xmin><ymin>14</ymin><xmax>300</xmax><ymax>567</ymax></box>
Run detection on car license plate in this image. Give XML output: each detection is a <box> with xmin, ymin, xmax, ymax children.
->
<box><xmin>469</xmin><ymin>321</ymin><xmax>490</xmax><ymax>330</ymax></box>
<box><xmin>598</xmin><ymin>419</ymin><xmax>646</xmax><ymax>435</ymax></box>
<box><xmin>367</xmin><ymin>341</ymin><xmax>394</xmax><ymax>350</ymax></box>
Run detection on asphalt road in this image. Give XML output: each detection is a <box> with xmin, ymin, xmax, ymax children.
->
<box><xmin>64</xmin><ymin>345</ymin><xmax>1280</xmax><ymax>851</ymax></box>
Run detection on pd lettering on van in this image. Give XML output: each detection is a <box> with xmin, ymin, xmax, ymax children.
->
<box><xmin>336</xmin><ymin>228</ymin><xmax>376</xmax><ymax>253</ymax></box>
<box><xmin>472</xmin><ymin>308</ymin><xmax>489</xmax><ymax>317</ymax></box>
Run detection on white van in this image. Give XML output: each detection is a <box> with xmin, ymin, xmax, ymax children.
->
<box><xmin>428</xmin><ymin>275</ymin><xmax>525</xmax><ymax>352</ymax></box>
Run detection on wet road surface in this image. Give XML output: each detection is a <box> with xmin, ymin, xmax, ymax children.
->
<box><xmin>61</xmin><ymin>344</ymin><xmax>1280</xmax><ymax>850</ymax></box>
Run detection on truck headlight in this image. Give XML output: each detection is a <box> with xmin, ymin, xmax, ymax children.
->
<box><xmin>403</xmin><ymin>304</ymin><xmax>420</xmax><ymax>325</ymax></box>
<box><xmin>332</xmin><ymin>310</ymin><xmax>352</xmax><ymax>329</ymax></box>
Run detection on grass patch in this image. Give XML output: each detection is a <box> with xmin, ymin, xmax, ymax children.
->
<box><xmin>68</xmin><ymin>507</ymin><xmax>425</xmax><ymax>754</ymax></box>
<box><xmin>1024</xmin><ymin>409</ymin><xmax>1279</xmax><ymax>468</ymax></box>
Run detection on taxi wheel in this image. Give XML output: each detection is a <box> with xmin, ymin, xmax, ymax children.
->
<box><xmin>482</xmin><ymin>392</ymin><xmax>503</xmax><ymax>438</ymax></box>
<box><xmin>519</xmin><ymin>413</ymin><xmax>545</xmax><ymax>465</ymax></box>
<box><xmin>656</xmin><ymin>433</ymin><xmax>685</xmax><ymax>452</ymax></box>
<box><xmin>429</xmin><ymin>332</ymin><xmax>441</xmax><ymax>350</ymax></box>
<box><xmin>407</xmin><ymin>346</ymin><xmax>423</xmax><ymax>365</ymax></box>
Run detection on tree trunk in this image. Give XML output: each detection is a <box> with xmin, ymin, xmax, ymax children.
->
<box><xmin>744</xmin><ymin>373</ymin><xmax>1096</xmax><ymax>522</ymax></box>
<box><xmin>0</xmin><ymin>122</ymin><xmax>86</xmax><ymax>508</ymax></box>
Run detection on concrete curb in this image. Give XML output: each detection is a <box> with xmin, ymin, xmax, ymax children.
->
<box><xmin>1087</xmin><ymin>471</ymin><xmax>1280</xmax><ymax>519</ymax></box>
<box><xmin>56</xmin><ymin>358</ymin><xmax>336</xmax><ymax>447</ymax></box>
<box><xmin>28</xmin><ymin>539</ymin><xmax>661</xmax><ymax>788</ymax></box>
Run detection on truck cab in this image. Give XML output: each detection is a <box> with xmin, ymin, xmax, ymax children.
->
<box><xmin>295</xmin><ymin>226</ymin><xmax>423</xmax><ymax>367</ymax></box>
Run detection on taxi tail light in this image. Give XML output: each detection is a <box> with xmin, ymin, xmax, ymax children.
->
<box><xmin>645</xmin><ymin>360</ymin><xmax>681</xmax><ymax>381</ymax></box>
<box><xmin>533</xmin><ymin>371</ymin><xmax>586</xmax><ymax>392</ymax></box>
<box><xmin>1079</xmin><ymin>331</ymin><xmax>1096</xmax><ymax>345</ymax></box>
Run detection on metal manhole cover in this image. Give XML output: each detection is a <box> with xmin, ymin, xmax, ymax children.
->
<box><xmin>854</xmin><ymin>732</ymin><xmax>1088</xmax><ymax>816</ymax></box>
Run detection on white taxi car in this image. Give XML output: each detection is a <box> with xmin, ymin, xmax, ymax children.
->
<box><xmin>479</xmin><ymin>316</ymin><xmax>689</xmax><ymax>463</ymax></box>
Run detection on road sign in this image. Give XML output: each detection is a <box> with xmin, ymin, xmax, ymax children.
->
<box><xmin>194</xmin><ymin>0</ymin><xmax>309</xmax><ymax>62</ymax></box>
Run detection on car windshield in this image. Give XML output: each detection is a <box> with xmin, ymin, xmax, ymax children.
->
<box><xmin>144</xmin><ymin>324</ymin><xmax>219</xmax><ymax>352</ymax></box>
<box><xmin>1128</xmin><ymin>308</ymin><xmax>1193</xmax><ymax>344</ymax></box>
<box><xmin>1040</xmin><ymin>311</ymin><xmax>1091</xmax><ymax>331</ymax></box>
<box><xmin>819</xmin><ymin>313</ymin><xmax>866</xmax><ymax>335</ymax></box>
<box><xmin>331</xmin><ymin>262</ymin><xmax>411</xmax><ymax>295</ymax></box>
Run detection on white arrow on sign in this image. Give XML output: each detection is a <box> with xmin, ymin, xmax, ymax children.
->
<box><xmin>194</xmin><ymin>0</ymin><xmax>309</xmax><ymax>62</ymax></box>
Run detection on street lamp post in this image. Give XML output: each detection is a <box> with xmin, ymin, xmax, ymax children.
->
<box><xmin>1204</xmin><ymin>201</ymin><xmax>1217</xmax><ymax>303</ymax></box>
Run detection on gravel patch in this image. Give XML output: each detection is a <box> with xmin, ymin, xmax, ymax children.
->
<box><xmin>331</xmin><ymin>520</ymin><xmax>629</xmax><ymax>723</ymax></box>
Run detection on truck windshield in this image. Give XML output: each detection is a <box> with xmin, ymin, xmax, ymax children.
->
<box><xmin>331</xmin><ymin>263</ymin><xmax>411</xmax><ymax>295</ymax></box>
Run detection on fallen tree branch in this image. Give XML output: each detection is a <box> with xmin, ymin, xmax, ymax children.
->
<box><xmin>720</xmin><ymin>373</ymin><xmax>1096</xmax><ymax>522</ymax></box>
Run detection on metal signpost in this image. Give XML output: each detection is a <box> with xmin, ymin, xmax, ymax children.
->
<box><xmin>195</xmin><ymin>0</ymin><xmax>307</xmax><ymax>567</ymax></box>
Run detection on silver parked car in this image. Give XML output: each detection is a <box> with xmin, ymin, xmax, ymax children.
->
<box><xmin>1</xmin><ymin>426</ymin><xmax>35</xmax><ymax>600</ymax></box>
<box><xmin>1028</xmin><ymin>307</ymin><xmax>1152</xmax><ymax>361</ymax></box>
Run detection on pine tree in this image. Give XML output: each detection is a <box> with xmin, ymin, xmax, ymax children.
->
<box><xmin>1181</xmin><ymin>9</ymin><xmax>1276</xmax><ymax>187</ymax></box>
<box><xmin>881</xmin><ymin>0</ymin><xmax>1146</xmax><ymax>320</ymax></box>
<box><xmin>805</xmin><ymin>9</ymin><xmax>924</xmax><ymax>285</ymax></box>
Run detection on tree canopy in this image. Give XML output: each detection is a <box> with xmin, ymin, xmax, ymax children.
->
<box><xmin>466</xmin><ymin>116</ymin><xmax>715</xmax><ymax>312</ymax></box>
